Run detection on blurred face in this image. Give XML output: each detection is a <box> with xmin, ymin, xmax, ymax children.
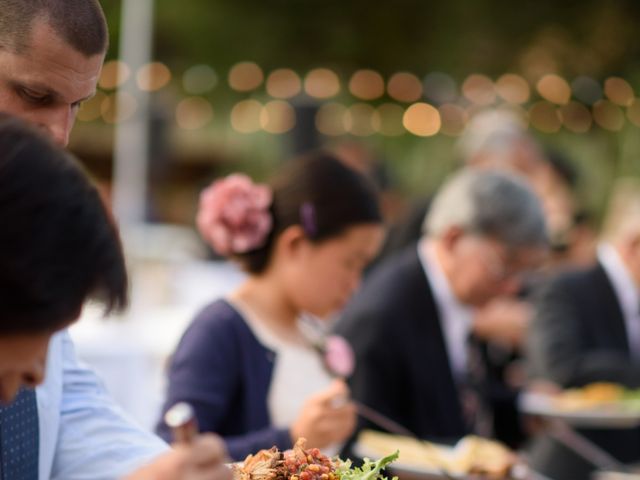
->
<box><xmin>0</xmin><ymin>19</ymin><xmax>104</xmax><ymax>146</ymax></box>
<box><xmin>446</xmin><ymin>233</ymin><xmax>546</xmax><ymax>307</ymax></box>
<box><xmin>0</xmin><ymin>331</ymin><xmax>53</xmax><ymax>404</ymax></box>
<box><xmin>286</xmin><ymin>224</ymin><xmax>385</xmax><ymax>318</ymax></box>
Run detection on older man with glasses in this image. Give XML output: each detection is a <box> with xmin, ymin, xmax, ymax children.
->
<box><xmin>335</xmin><ymin>168</ymin><xmax>548</xmax><ymax>448</ymax></box>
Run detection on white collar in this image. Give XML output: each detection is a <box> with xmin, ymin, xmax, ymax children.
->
<box><xmin>598</xmin><ymin>243</ymin><xmax>640</xmax><ymax>319</ymax></box>
<box><xmin>418</xmin><ymin>238</ymin><xmax>473</xmax><ymax>380</ymax></box>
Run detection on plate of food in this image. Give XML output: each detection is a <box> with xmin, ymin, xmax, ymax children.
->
<box><xmin>354</xmin><ymin>430</ymin><xmax>518</xmax><ymax>479</ymax></box>
<box><xmin>232</xmin><ymin>438</ymin><xmax>398</xmax><ymax>480</ymax></box>
<box><xmin>520</xmin><ymin>383</ymin><xmax>640</xmax><ymax>429</ymax></box>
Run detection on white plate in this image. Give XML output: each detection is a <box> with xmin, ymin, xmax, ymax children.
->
<box><xmin>519</xmin><ymin>392</ymin><xmax>640</xmax><ymax>429</ymax></box>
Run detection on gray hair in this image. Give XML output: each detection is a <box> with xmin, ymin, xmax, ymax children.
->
<box><xmin>424</xmin><ymin>168</ymin><xmax>549</xmax><ymax>249</ymax></box>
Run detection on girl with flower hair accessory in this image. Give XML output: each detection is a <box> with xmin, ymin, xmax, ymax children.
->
<box><xmin>157</xmin><ymin>152</ymin><xmax>385</xmax><ymax>461</ymax></box>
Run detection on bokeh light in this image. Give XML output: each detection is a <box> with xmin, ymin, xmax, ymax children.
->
<box><xmin>260</xmin><ymin>100</ymin><xmax>296</xmax><ymax>134</ymax></box>
<box><xmin>604</xmin><ymin>77</ymin><xmax>634</xmax><ymax>107</ymax></box>
<box><xmin>495</xmin><ymin>73</ymin><xmax>530</xmax><ymax>104</ymax></box>
<box><xmin>99</xmin><ymin>60</ymin><xmax>130</xmax><ymax>90</ymax></box>
<box><xmin>344</xmin><ymin>103</ymin><xmax>377</xmax><ymax>136</ymax></box>
<box><xmin>182</xmin><ymin>65</ymin><xmax>218</xmax><ymax>94</ymax></box>
<box><xmin>136</xmin><ymin>62</ymin><xmax>171</xmax><ymax>91</ymax></box>
<box><xmin>387</xmin><ymin>72</ymin><xmax>423</xmax><ymax>103</ymax></box>
<box><xmin>228</xmin><ymin>62</ymin><xmax>264</xmax><ymax>92</ymax></box>
<box><xmin>266</xmin><ymin>69</ymin><xmax>302</xmax><ymax>99</ymax></box>
<box><xmin>175</xmin><ymin>97</ymin><xmax>213</xmax><ymax>130</ymax></box>
<box><xmin>536</xmin><ymin>74</ymin><xmax>571</xmax><ymax>105</ymax></box>
<box><xmin>529</xmin><ymin>101</ymin><xmax>561</xmax><ymax>133</ymax></box>
<box><xmin>559</xmin><ymin>101</ymin><xmax>592</xmax><ymax>133</ymax></box>
<box><xmin>315</xmin><ymin>102</ymin><xmax>348</xmax><ymax>136</ymax></box>
<box><xmin>304</xmin><ymin>68</ymin><xmax>340</xmax><ymax>98</ymax></box>
<box><xmin>462</xmin><ymin>74</ymin><xmax>496</xmax><ymax>105</ymax></box>
<box><xmin>403</xmin><ymin>102</ymin><xmax>441</xmax><ymax>136</ymax></box>
<box><xmin>438</xmin><ymin>104</ymin><xmax>468</xmax><ymax>136</ymax></box>
<box><xmin>349</xmin><ymin>69</ymin><xmax>385</xmax><ymax>100</ymax></box>
<box><xmin>375</xmin><ymin>103</ymin><xmax>405</xmax><ymax>136</ymax></box>
<box><xmin>230</xmin><ymin>99</ymin><xmax>262</xmax><ymax>133</ymax></box>
<box><xmin>77</xmin><ymin>91</ymin><xmax>107</xmax><ymax>122</ymax></box>
<box><xmin>101</xmin><ymin>92</ymin><xmax>138</xmax><ymax>124</ymax></box>
<box><xmin>592</xmin><ymin>100</ymin><xmax>624</xmax><ymax>131</ymax></box>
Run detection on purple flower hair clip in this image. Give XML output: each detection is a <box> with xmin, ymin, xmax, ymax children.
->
<box><xmin>300</xmin><ymin>201</ymin><xmax>317</xmax><ymax>238</ymax></box>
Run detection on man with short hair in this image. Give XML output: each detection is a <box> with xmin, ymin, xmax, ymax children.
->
<box><xmin>336</xmin><ymin>169</ymin><xmax>548</xmax><ymax>443</ymax></box>
<box><xmin>0</xmin><ymin>0</ymin><xmax>106</xmax><ymax>147</ymax></box>
<box><xmin>0</xmin><ymin>1</ymin><xmax>232</xmax><ymax>478</ymax></box>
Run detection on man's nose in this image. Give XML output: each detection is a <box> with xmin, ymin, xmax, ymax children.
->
<box><xmin>39</xmin><ymin>106</ymin><xmax>73</xmax><ymax>146</ymax></box>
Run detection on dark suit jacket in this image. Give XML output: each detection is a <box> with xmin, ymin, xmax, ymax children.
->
<box><xmin>527</xmin><ymin>262</ymin><xmax>640</xmax><ymax>478</ymax></box>
<box><xmin>335</xmin><ymin>245</ymin><xmax>468</xmax><ymax>443</ymax></box>
<box><xmin>528</xmin><ymin>261</ymin><xmax>640</xmax><ymax>387</ymax></box>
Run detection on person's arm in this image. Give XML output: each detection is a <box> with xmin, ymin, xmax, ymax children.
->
<box><xmin>157</xmin><ymin>308</ymin><xmax>292</xmax><ymax>461</ymax></box>
<box><xmin>125</xmin><ymin>434</ymin><xmax>232</xmax><ymax>480</ymax></box>
<box><xmin>528</xmin><ymin>277</ymin><xmax>640</xmax><ymax>387</ymax></box>
<box><xmin>50</xmin><ymin>331</ymin><xmax>169</xmax><ymax>480</ymax></box>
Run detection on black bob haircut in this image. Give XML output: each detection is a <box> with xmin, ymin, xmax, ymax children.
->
<box><xmin>0</xmin><ymin>113</ymin><xmax>127</xmax><ymax>333</ymax></box>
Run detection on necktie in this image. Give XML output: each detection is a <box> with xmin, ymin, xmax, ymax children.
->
<box><xmin>0</xmin><ymin>388</ymin><xmax>39</xmax><ymax>479</ymax></box>
<box><xmin>462</xmin><ymin>335</ymin><xmax>493</xmax><ymax>437</ymax></box>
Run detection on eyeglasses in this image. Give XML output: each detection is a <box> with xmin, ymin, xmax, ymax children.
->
<box><xmin>474</xmin><ymin>237</ymin><xmax>522</xmax><ymax>284</ymax></box>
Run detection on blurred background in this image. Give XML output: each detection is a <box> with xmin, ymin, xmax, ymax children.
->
<box><xmin>74</xmin><ymin>0</ymin><xmax>640</xmax><ymax>225</ymax></box>
<box><xmin>69</xmin><ymin>0</ymin><xmax>640</xmax><ymax>430</ymax></box>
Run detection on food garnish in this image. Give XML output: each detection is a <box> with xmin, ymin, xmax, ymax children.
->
<box><xmin>232</xmin><ymin>438</ymin><xmax>398</xmax><ymax>480</ymax></box>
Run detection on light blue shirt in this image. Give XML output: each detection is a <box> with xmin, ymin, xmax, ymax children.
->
<box><xmin>37</xmin><ymin>330</ymin><xmax>169</xmax><ymax>479</ymax></box>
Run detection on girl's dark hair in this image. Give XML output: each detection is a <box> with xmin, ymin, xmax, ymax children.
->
<box><xmin>0</xmin><ymin>113</ymin><xmax>127</xmax><ymax>333</ymax></box>
<box><xmin>235</xmin><ymin>151</ymin><xmax>382</xmax><ymax>274</ymax></box>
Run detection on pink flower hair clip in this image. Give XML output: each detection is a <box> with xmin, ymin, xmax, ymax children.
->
<box><xmin>196</xmin><ymin>174</ymin><xmax>273</xmax><ymax>255</ymax></box>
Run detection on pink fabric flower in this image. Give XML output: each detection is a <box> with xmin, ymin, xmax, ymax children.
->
<box><xmin>196</xmin><ymin>174</ymin><xmax>273</xmax><ymax>255</ymax></box>
<box><xmin>323</xmin><ymin>335</ymin><xmax>355</xmax><ymax>378</ymax></box>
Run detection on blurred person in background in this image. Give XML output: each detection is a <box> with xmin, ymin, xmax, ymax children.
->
<box><xmin>0</xmin><ymin>1</ymin><xmax>232</xmax><ymax>478</ymax></box>
<box><xmin>335</xmin><ymin>169</ymin><xmax>548</xmax><ymax>449</ymax></box>
<box><xmin>458</xmin><ymin>109</ymin><xmax>587</xmax><ymax>264</ymax></box>
<box><xmin>366</xmin><ymin>109</ymin><xmax>588</xmax><ymax>447</ymax></box>
<box><xmin>0</xmin><ymin>114</ymin><xmax>230</xmax><ymax>480</ymax></box>
<box><xmin>461</xmin><ymin>115</ymin><xmax>596</xmax><ymax>447</ymax></box>
<box><xmin>526</xmin><ymin>178</ymin><xmax>640</xmax><ymax>480</ymax></box>
<box><xmin>381</xmin><ymin>109</ymin><xmax>589</xmax><ymax>268</ymax></box>
<box><xmin>157</xmin><ymin>153</ymin><xmax>385</xmax><ymax>460</ymax></box>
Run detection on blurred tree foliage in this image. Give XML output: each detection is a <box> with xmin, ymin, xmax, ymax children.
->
<box><xmin>93</xmin><ymin>0</ymin><xmax>640</xmax><ymax>225</ymax></box>
<box><xmin>101</xmin><ymin>0</ymin><xmax>640</xmax><ymax>80</ymax></box>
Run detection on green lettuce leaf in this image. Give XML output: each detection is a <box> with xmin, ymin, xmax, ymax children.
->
<box><xmin>335</xmin><ymin>451</ymin><xmax>399</xmax><ymax>480</ymax></box>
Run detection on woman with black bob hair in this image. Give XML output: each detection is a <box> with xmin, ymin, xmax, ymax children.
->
<box><xmin>157</xmin><ymin>152</ymin><xmax>385</xmax><ymax>460</ymax></box>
